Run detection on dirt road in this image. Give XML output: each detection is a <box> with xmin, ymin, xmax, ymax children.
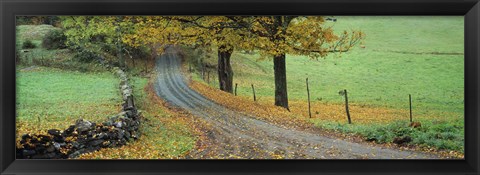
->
<box><xmin>153</xmin><ymin>48</ymin><xmax>440</xmax><ymax>159</ymax></box>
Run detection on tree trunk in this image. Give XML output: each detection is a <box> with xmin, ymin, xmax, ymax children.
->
<box><xmin>270</xmin><ymin>16</ymin><xmax>291</xmax><ymax>110</ymax></box>
<box><xmin>217</xmin><ymin>45</ymin><xmax>234</xmax><ymax>93</ymax></box>
<box><xmin>273</xmin><ymin>53</ymin><xmax>289</xmax><ymax>110</ymax></box>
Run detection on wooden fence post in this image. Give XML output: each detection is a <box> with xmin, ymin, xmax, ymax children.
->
<box><xmin>409</xmin><ymin>94</ymin><xmax>413</xmax><ymax>122</ymax></box>
<box><xmin>251</xmin><ymin>84</ymin><xmax>256</xmax><ymax>101</ymax></box>
<box><xmin>306</xmin><ymin>78</ymin><xmax>312</xmax><ymax>118</ymax></box>
<box><xmin>235</xmin><ymin>83</ymin><xmax>238</xmax><ymax>96</ymax></box>
<box><xmin>344</xmin><ymin>89</ymin><xmax>352</xmax><ymax>124</ymax></box>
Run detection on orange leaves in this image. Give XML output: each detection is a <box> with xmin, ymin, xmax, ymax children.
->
<box><xmin>189</xmin><ymin>78</ymin><xmax>444</xmax><ymax>128</ymax></box>
<box><xmin>123</xmin><ymin>16</ymin><xmax>249</xmax><ymax>51</ymax></box>
<box><xmin>189</xmin><ymin>80</ymin><xmax>313</xmax><ymax>130</ymax></box>
<box><xmin>74</xmin><ymin>16</ymin><xmax>367</xmax><ymax>62</ymax></box>
<box><xmin>76</xmin><ymin>80</ymin><xmax>199</xmax><ymax>159</ymax></box>
<box><xmin>288</xmin><ymin>101</ymin><xmax>407</xmax><ymax>124</ymax></box>
<box><xmin>62</xmin><ymin>16</ymin><xmax>365</xmax><ymax>62</ymax></box>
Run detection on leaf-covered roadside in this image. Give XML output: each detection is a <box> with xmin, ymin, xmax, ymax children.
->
<box><xmin>188</xmin><ymin>79</ymin><xmax>464</xmax><ymax>159</ymax></box>
<box><xmin>77</xmin><ymin>79</ymin><xmax>202</xmax><ymax>159</ymax></box>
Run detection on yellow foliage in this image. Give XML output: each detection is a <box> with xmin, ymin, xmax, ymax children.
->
<box><xmin>189</xmin><ymin>79</ymin><xmax>447</xmax><ymax>127</ymax></box>
<box><xmin>77</xmin><ymin>80</ymin><xmax>202</xmax><ymax>159</ymax></box>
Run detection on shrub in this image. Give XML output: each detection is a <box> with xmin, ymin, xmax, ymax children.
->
<box><xmin>130</xmin><ymin>46</ymin><xmax>150</xmax><ymax>59</ymax></box>
<box><xmin>22</xmin><ymin>40</ymin><xmax>36</xmax><ymax>49</ymax></box>
<box><xmin>42</xmin><ymin>29</ymin><xmax>67</xmax><ymax>50</ymax></box>
<box><xmin>317</xmin><ymin>118</ymin><xmax>464</xmax><ymax>152</ymax></box>
<box><xmin>73</xmin><ymin>49</ymin><xmax>101</xmax><ymax>63</ymax></box>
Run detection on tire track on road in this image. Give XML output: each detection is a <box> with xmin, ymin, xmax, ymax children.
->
<box><xmin>153</xmin><ymin>48</ymin><xmax>441</xmax><ymax>159</ymax></box>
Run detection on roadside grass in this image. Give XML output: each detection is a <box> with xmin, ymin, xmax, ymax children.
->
<box><xmin>78</xmin><ymin>79</ymin><xmax>199</xmax><ymax>159</ymax></box>
<box><xmin>187</xmin><ymin>16</ymin><xmax>464</xmax><ymax>154</ymax></box>
<box><xmin>313</xmin><ymin>119</ymin><xmax>464</xmax><ymax>152</ymax></box>
<box><xmin>16</xmin><ymin>67</ymin><xmax>122</xmax><ymax>135</ymax></box>
<box><xmin>190</xmin><ymin>80</ymin><xmax>464</xmax><ymax>157</ymax></box>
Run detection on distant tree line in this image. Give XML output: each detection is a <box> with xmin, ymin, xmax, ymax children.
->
<box><xmin>17</xmin><ymin>16</ymin><xmax>61</xmax><ymax>26</ymax></box>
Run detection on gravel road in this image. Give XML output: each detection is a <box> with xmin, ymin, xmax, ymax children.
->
<box><xmin>153</xmin><ymin>48</ymin><xmax>440</xmax><ymax>159</ymax></box>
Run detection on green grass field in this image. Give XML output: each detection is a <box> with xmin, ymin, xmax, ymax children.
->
<box><xmin>16</xmin><ymin>25</ymin><xmax>123</xmax><ymax>134</ymax></box>
<box><xmin>192</xmin><ymin>16</ymin><xmax>465</xmax><ymax>152</ymax></box>
<box><xmin>17</xmin><ymin>66</ymin><xmax>196</xmax><ymax>159</ymax></box>
<box><xmin>198</xmin><ymin>16</ymin><xmax>464</xmax><ymax>116</ymax></box>
<box><xmin>16</xmin><ymin>24</ymin><xmax>197</xmax><ymax>158</ymax></box>
<box><xmin>16</xmin><ymin>67</ymin><xmax>122</xmax><ymax>133</ymax></box>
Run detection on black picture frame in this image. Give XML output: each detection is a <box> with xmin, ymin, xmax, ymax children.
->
<box><xmin>1</xmin><ymin>0</ymin><xmax>479</xmax><ymax>174</ymax></box>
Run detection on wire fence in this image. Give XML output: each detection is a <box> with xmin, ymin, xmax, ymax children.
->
<box><xmin>193</xmin><ymin>67</ymin><xmax>463</xmax><ymax>125</ymax></box>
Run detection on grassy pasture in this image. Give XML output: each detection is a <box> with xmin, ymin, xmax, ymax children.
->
<box><xmin>191</xmin><ymin>16</ymin><xmax>465</xmax><ymax>152</ymax></box>
<box><xmin>16</xmin><ymin>25</ymin><xmax>121</xmax><ymax>135</ymax></box>
<box><xmin>198</xmin><ymin>16</ymin><xmax>464</xmax><ymax>117</ymax></box>
<box><xmin>16</xmin><ymin>24</ymin><xmax>198</xmax><ymax>158</ymax></box>
<box><xmin>16</xmin><ymin>67</ymin><xmax>122</xmax><ymax>134</ymax></box>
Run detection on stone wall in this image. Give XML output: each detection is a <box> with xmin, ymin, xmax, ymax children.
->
<box><xmin>16</xmin><ymin>67</ymin><xmax>141</xmax><ymax>159</ymax></box>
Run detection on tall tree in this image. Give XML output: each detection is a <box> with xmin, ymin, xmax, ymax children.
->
<box><xmin>217</xmin><ymin>44</ymin><xmax>234</xmax><ymax>93</ymax></box>
<box><xmin>126</xmin><ymin>16</ymin><xmax>249</xmax><ymax>93</ymax></box>
<box><xmin>173</xmin><ymin>16</ymin><xmax>250</xmax><ymax>93</ymax></box>
<box><xmin>122</xmin><ymin>16</ymin><xmax>198</xmax><ymax>73</ymax></box>
<box><xmin>97</xmin><ymin>16</ymin><xmax>363</xmax><ymax>110</ymax></box>
<box><xmin>228</xmin><ymin>16</ymin><xmax>364</xmax><ymax>109</ymax></box>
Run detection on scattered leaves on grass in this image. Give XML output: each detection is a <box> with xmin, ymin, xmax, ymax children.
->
<box><xmin>189</xmin><ymin>79</ymin><xmax>464</xmax><ymax>159</ymax></box>
<box><xmin>77</xmin><ymin>79</ymin><xmax>200</xmax><ymax>159</ymax></box>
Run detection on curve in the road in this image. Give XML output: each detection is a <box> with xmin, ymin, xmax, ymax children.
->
<box><xmin>153</xmin><ymin>48</ymin><xmax>440</xmax><ymax>159</ymax></box>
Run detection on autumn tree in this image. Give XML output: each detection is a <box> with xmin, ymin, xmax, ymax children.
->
<box><xmin>122</xmin><ymin>16</ymin><xmax>192</xmax><ymax>73</ymax></box>
<box><xmin>172</xmin><ymin>16</ymin><xmax>256</xmax><ymax>93</ymax></box>
<box><xmin>125</xmin><ymin>16</ymin><xmax>250</xmax><ymax>93</ymax></box>
<box><xmin>124</xmin><ymin>16</ymin><xmax>363</xmax><ymax>107</ymax></box>
<box><xmin>228</xmin><ymin>16</ymin><xmax>364</xmax><ymax>109</ymax></box>
<box><xmin>66</xmin><ymin>16</ymin><xmax>363</xmax><ymax>110</ymax></box>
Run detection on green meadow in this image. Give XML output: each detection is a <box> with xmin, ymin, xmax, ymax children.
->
<box><xmin>193</xmin><ymin>16</ymin><xmax>465</xmax><ymax>152</ymax></box>
<box><xmin>16</xmin><ymin>67</ymin><xmax>122</xmax><ymax>131</ymax></box>
<box><xmin>199</xmin><ymin>16</ymin><xmax>464</xmax><ymax>116</ymax></box>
